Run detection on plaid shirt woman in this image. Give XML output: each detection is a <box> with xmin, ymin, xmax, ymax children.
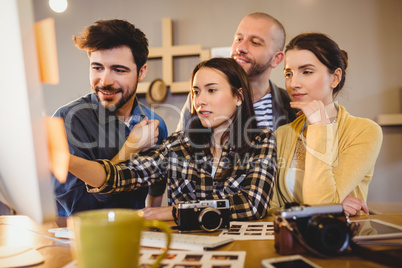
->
<box><xmin>69</xmin><ymin>58</ymin><xmax>277</xmax><ymax>220</ymax></box>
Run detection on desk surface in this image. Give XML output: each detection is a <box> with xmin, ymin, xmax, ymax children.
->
<box><xmin>1</xmin><ymin>214</ymin><xmax>402</xmax><ymax>268</ymax></box>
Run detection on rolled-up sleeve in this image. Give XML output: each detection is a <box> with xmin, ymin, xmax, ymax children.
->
<box><xmin>86</xmin><ymin>144</ymin><xmax>170</xmax><ymax>193</ymax></box>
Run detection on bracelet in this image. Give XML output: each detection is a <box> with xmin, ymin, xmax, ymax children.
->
<box><xmin>172</xmin><ymin>206</ymin><xmax>178</xmax><ymax>224</ymax></box>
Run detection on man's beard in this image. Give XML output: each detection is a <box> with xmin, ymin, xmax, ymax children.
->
<box><xmin>246</xmin><ymin>56</ymin><xmax>273</xmax><ymax>78</ymax></box>
<box><xmin>94</xmin><ymin>85</ymin><xmax>136</xmax><ymax>112</ymax></box>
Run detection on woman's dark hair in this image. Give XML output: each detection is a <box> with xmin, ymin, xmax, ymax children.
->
<box><xmin>187</xmin><ymin>57</ymin><xmax>258</xmax><ymax>178</ymax></box>
<box><xmin>73</xmin><ymin>19</ymin><xmax>149</xmax><ymax>73</ymax></box>
<box><xmin>285</xmin><ymin>33</ymin><xmax>348</xmax><ymax>97</ymax></box>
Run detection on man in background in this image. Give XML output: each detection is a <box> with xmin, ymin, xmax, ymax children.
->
<box><xmin>176</xmin><ymin>12</ymin><xmax>296</xmax><ymax>131</ymax></box>
<box><xmin>53</xmin><ymin>19</ymin><xmax>168</xmax><ymax>216</ymax></box>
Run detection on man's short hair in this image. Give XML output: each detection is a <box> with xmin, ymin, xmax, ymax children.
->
<box><xmin>247</xmin><ymin>12</ymin><xmax>286</xmax><ymax>52</ymax></box>
<box><xmin>73</xmin><ymin>19</ymin><xmax>149</xmax><ymax>70</ymax></box>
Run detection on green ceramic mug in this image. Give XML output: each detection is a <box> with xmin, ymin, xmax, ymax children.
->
<box><xmin>68</xmin><ymin>209</ymin><xmax>171</xmax><ymax>268</ymax></box>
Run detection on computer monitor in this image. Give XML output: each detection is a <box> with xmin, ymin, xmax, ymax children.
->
<box><xmin>0</xmin><ymin>0</ymin><xmax>57</xmax><ymax>223</ymax></box>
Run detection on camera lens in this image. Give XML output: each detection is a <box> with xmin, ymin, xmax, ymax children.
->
<box><xmin>306</xmin><ymin>215</ymin><xmax>351</xmax><ymax>256</ymax></box>
<box><xmin>198</xmin><ymin>208</ymin><xmax>222</xmax><ymax>232</ymax></box>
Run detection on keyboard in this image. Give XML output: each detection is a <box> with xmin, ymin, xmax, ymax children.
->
<box><xmin>48</xmin><ymin>228</ymin><xmax>233</xmax><ymax>251</ymax></box>
<box><xmin>48</xmin><ymin>227</ymin><xmax>73</xmax><ymax>239</ymax></box>
<box><xmin>141</xmin><ymin>231</ymin><xmax>233</xmax><ymax>251</ymax></box>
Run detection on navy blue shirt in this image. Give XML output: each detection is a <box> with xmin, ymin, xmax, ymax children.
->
<box><xmin>53</xmin><ymin>93</ymin><xmax>168</xmax><ymax>216</ymax></box>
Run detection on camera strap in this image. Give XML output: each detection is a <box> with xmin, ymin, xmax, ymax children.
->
<box><xmin>351</xmin><ymin>241</ymin><xmax>402</xmax><ymax>267</ymax></box>
<box><xmin>172</xmin><ymin>206</ymin><xmax>179</xmax><ymax>225</ymax></box>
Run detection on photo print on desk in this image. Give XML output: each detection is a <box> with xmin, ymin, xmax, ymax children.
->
<box><xmin>219</xmin><ymin>221</ymin><xmax>274</xmax><ymax>240</ymax></box>
<box><xmin>62</xmin><ymin>250</ymin><xmax>245</xmax><ymax>268</ymax></box>
<box><xmin>139</xmin><ymin>249</ymin><xmax>246</xmax><ymax>268</ymax></box>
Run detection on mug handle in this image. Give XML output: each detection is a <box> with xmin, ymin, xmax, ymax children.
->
<box><xmin>143</xmin><ymin>220</ymin><xmax>172</xmax><ymax>268</ymax></box>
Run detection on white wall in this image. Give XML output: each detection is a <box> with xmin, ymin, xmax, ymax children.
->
<box><xmin>32</xmin><ymin>0</ymin><xmax>402</xmax><ymax>202</ymax></box>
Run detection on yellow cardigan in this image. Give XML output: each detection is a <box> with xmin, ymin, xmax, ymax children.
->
<box><xmin>269</xmin><ymin>104</ymin><xmax>383</xmax><ymax>214</ymax></box>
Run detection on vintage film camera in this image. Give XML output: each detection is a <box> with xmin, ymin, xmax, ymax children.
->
<box><xmin>177</xmin><ymin>199</ymin><xmax>230</xmax><ymax>232</ymax></box>
<box><xmin>274</xmin><ymin>204</ymin><xmax>356</xmax><ymax>256</ymax></box>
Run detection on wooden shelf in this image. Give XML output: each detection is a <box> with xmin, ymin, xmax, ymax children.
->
<box><xmin>376</xmin><ymin>113</ymin><xmax>402</xmax><ymax>126</ymax></box>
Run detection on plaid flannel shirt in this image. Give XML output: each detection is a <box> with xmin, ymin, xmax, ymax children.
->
<box><xmin>89</xmin><ymin>128</ymin><xmax>276</xmax><ymax>220</ymax></box>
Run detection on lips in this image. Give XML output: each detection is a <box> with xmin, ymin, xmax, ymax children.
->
<box><xmin>99</xmin><ymin>90</ymin><xmax>116</xmax><ymax>95</ymax></box>
<box><xmin>197</xmin><ymin>110</ymin><xmax>212</xmax><ymax>117</ymax></box>
<box><xmin>233</xmin><ymin>56</ymin><xmax>249</xmax><ymax>65</ymax></box>
<box><xmin>99</xmin><ymin>90</ymin><xmax>120</xmax><ymax>99</ymax></box>
<box><xmin>96</xmin><ymin>86</ymin><xmax>122</xmax><ymax>100</ymax></box>
<box><xmin>292</xmin><ymin>93</ymin><xmax>306</xmax><ymax>100</ymax></box>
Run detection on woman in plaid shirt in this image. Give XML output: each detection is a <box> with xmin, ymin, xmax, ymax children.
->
<box><xmin>68</xmin><ymin>57</ymin><xmax>277</xmax><ymax>220</ymax></box>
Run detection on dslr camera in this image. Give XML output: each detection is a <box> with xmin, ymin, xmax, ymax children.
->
<box><xmin>177</xmin><ymin>199</ymin><xmax>230</xmax><ymax>232</ymax></box>
<box><xmin>274</xmin><ymin>204</ymin><xmax>355</xmax><ymax>256</ymax></box>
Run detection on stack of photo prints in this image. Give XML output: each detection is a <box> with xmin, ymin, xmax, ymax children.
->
<box><xmin>139</xmin><ymin>250</ymin><xmax>246</xmax><ymax>268</ymax></box>
<box><xmin>219</xmin><ymin>221</ymin><xmax>275</xmax><ymax>240</ymax></box>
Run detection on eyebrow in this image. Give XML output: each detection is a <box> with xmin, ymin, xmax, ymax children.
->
<box><xmin>235</xmin><ymin>33</ymin><xmax>265</xmax><ymax>43</ymax></box>
<box><xmin>90</xmin><ymin>62</ymin><xmax>131</xmax><ymax>71</ymax></box>
<box><xmin>192</xmin><ymin>82</ymin><xmax>218</xmax><ymax>89</ymax></box>
<box><xmin>205</xmin><ymin>82</ymin><xmax>218</xmax><ymax>87</ymax></box>
<box><xmin>251</xmin><ymin>35</ymin><xmax>265</xmax><ymax>43</ymax></box>
<box><xmin>298</xmin><ymin>63</ymin><xmax>315</xmax><ymax>69</ymax></box>
<box><xmin>284</xmin><ymin>63</ymin><xmax>315</xmax><ymax>71</ymax></box>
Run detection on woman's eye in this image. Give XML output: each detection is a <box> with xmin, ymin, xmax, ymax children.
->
<box><xmin>208</xmin><ymin>88</ymin><xmax>216</xmax><ymax>93</ymax></box>
<box><xmin>284</xmin><ymin>72</ymin><xmax>292</xmax><ymax>78</ymax></box>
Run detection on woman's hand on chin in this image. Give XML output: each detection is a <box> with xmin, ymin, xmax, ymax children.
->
<box><xmin>142</xmin><ymin>206</ymin><xmax>174</xmax><ymax>220</ymax></box>
<box><xmin>290</xmin><ymin>100</ymin><xmax>331</xmax><ymax>125</ymax></box>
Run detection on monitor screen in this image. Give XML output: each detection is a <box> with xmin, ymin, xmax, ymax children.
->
<box><xmin>0</xmin><ymin>0</ymin><xmax>56</xmax><ymax>223</ymax></box>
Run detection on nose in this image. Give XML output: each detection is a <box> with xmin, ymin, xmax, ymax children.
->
<box><xmin>289</xmin><ymin>74</ymin><xmax>300</xmax><ymax>90</ymax></box>
<box><xmin>195</xmin><ymin>92</ymin><xmax>207</xmax><ymax>108</ymax></box>
<box><xmin>100</xmin><ymin>70</ymin><xmax>114</xmax><ymax>86</ymax></box>
<box><xmin>234</xmin><ymin>40</ymin><xmax>247</xmax><ymax>55</ymax></box>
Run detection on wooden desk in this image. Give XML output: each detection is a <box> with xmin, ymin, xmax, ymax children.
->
<box><xmin>0</xmin><ymin>216</ymin><xmax>72</xmax><ymax>267</ymax></box>
<box><xmin>1</xmin><ymin>214</ymin><xmax>402</xmax><ymax>267</ymax></box>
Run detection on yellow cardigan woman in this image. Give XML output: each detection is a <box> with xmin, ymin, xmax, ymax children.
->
<box><xmin>270</xmin><ymin>33</ymin><xmax>383</xmax><ymax>216</ymax></box>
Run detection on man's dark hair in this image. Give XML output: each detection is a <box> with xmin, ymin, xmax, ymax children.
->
<box><xmin>73</xmin><ymin>19</ymin><xmax>149</xmax><ymax>72</ymax></box>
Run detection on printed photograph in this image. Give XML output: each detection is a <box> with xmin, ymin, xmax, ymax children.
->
<box><xmin>211</xmin><ymin>255</ymin><xmax>239</xmax><ymax>260</ymax></box>
<box><xmin>183</xmin><ymin>254</ymin><xmax>203</xmax><ymax>262</ymax></box>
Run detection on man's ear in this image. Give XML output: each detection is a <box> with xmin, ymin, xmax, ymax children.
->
<box><xmin>331</xmin><ymin>68</ymin><xmax>342</xmax><ymax>89</ymax></box>
<box><xmin>138</xmin><ymin>64</ymin><xmax>147</xmax><ymax>82</ymax></box>
<box><xmin>270</xmin><ymin>50</ymin><xmax>284</xmax><ymax>69</ymax></box>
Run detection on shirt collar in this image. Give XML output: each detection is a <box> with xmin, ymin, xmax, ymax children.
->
<box><xmin>128</xmin><ymin>98</ymin><xmax>147</xmax><ymax>130</ymax></box>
